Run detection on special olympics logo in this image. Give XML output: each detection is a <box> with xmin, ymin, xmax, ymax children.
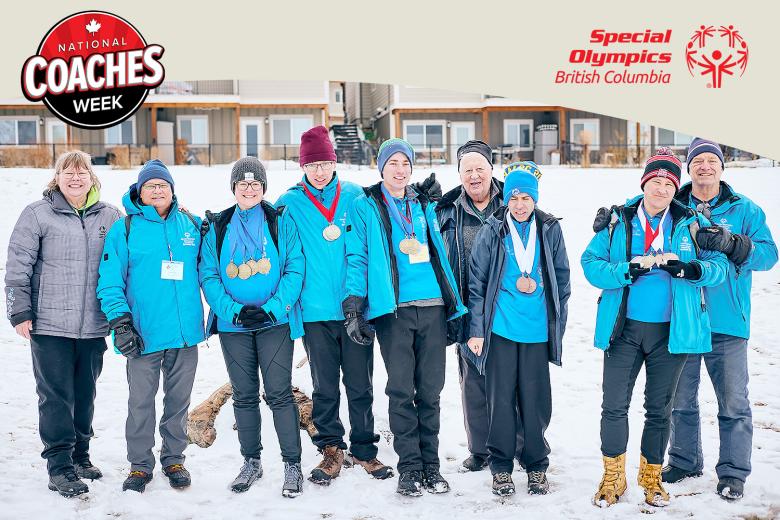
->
<box><xmin>685</xmin><ymin>25</ymin><xmax>748</xmax><ymax>88</ymax></box>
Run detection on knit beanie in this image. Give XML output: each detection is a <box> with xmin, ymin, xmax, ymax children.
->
<box><xmin>456</xmin><ymin>140</ymin><xmax>493</xmax><ymax>170</ymax></box>
<box><xmin>137</xmin><ymin>159</ymin><xmax>174</xmax><ymax>192</ymax></box>
<box><xmin>377</xmin><ymin>138</ymin><xmax>414</xmax><ymax>176</ymax></box>
<box><xmin>231</xmin><ymin>156</ymin><xmax>267</xmax><ymax>192</ymax></box>
<box><xmin>686</xmin><ymin>137</ymin><xmax>725</xmax><ymax>172</ymax></box>
<box><xmin>299</xmin><ymin>126</ymin><xmax>337</xmax><ymax>166</ymax></box>
<box><xmin>503</xmin><ymin>161</ymin><xmax>541</xmax><ymax>204</ymax></box>
<box><xmin>641</xmin><ymin>147</ymin><xmax>682</xmax><ymax>191</ymax></box>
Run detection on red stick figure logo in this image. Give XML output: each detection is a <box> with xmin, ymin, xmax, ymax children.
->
<box><xmin>686</xmin><ymin>25</ymin><xmax>748</xmax><ymax>88</ymax></box>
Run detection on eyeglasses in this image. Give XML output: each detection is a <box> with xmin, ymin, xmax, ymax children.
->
<box><xmin>141</xmin><ymin>183</ymin><xmax>171</xmax><ymax>192</ymax></box>
<box><xmin>696</xmin><ymin>202</ymin><xmax>712</xmax><ymax>219</ymax></box>
<box><xmin>59</xmin><ymin>172</ymin><xmax>90</xmax><ymax>180</ymax></box>
<box><xmin>235</xmin><ymin>181</ymin><xmax>263</xmax><ymax>192</ymax></box>
<box><xmin>303</xmin><ymin>161</ymin><xmax>336</xmax><ymax>174</ymax></box>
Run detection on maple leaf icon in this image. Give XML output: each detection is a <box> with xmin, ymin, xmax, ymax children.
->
<box><xmin>86</xmin><ymin>19</ymin><xmax>101</xmax><ymax>34</ymax></box>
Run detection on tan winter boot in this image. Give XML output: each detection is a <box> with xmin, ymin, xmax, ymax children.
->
<box><xmin>345</xmin><ymin>453</ymin><xmax>394</xmax><ymax>480</ymax></box>
<box><xmin>593</xmin><ymin>453</ymin><xmax>628</xmax><ymax>508</ymax></box>
<box><xmin>308</xmin><ymin>445</ymin><xmax>344</xmax><ymax>485</ymax></box>
<box><xmin>637</xmin><ymin>455</ymin><xmax>670</xmax><ymax>507</ymax></box>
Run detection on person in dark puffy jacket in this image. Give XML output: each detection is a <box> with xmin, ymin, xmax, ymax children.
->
<box><xmin>4</xmin><ymin>150</ymin><xmax>122</xmax><ymax>498</ymax></box>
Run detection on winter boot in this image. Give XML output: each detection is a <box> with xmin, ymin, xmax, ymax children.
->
<box><xmin>422</xmin><ymin>464</ymin><xmax>450</xmax><ymax>494</ymax></box>
<box><xmin>662</xmin><ymin>464</ymin><xmax>703</xmax><ymax>483</ymax></box>
<box><xmin>282</xmin><ymin>462</ymin><xmax>304</xmax><ymax>498</ymax></box>
<box><xmin>527</xmin><ymin>470</ymin><xmax>550</xmax><ymax>495</ymax></box>
<box><xmin>309</xmin><ymin>445</ymin><xmax>344</xmax><ymax>485</ymax></box>
<box><xmin>592</xmin><ymin>453</ymin><xmax>627</xmax><ymax>508</ymax></box>
<box><xmin>163</xmin><ymin>464</ymin><xmax>191</xmax><ymax>489</ymax></box>
<box><xmin>637</xmin><ymin>455</ymin><xmax>670</xmax><ymax>507</ymax></box>
<box><xmin>345</xmin><ymin>453</ymin><xmax>394</xmax><ymax>480</ymax></box>
<box><xmin>717</xmin><ymin>477</ymin><xmax>744</xmax><ymax>501</ymax></box>
<box><xmin>74</xmin><ymin>459</ymin><xmax>103</xmax><ymax>480</ymax></box>
<box><xmin>396</xmin><ymin>470</ymin><xmax>423</xmax><ymax>497</ymax></box>
<box><xmin>48</xmin><ymin>470</ymin><xmax>89</xmax><ymax>498</ymax></box>
<box><xmin>230</xmin><ymin>457</ymin><xmax>263</xmax><ymax>493</ymax></box>
<box><xmin>492</xmin><ymin>472</ymin><xmax>515</xmax><ymax>496</ymax></box>
<box><xmin>459</xmin><ymin>454</ymin><xmax>488</xmax><ymax>473</ymax></box>
<box><xmin>122</xmin><ymin>470</ymin><xmax>153</xmax><ymax>493</ymax></box>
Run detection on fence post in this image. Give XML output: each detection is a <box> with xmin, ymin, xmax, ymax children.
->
<box><xmin>208</xmin><ymin>144</ymin><xmax>212</xmax><ymax>167</ymax></box>
<box><xmin>429</xmin><ymin>145</ymin><xmax>432</xmax><ymax>168</ymax></box>
<box><xmin>52</xmin><ymin>143</ymin><xmax>56</xmax><ymax>167</ymax></box>
<box><xmin>283</xmin><ymin>144</ymin><xmax>287</xmax><ymax>170</ymax></box>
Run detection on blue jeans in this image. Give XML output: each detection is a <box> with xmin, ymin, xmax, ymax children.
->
<box><xmin>668</xmin><ymin>333</ymin><xmax>752</xmax><ymax>482</ymax></box>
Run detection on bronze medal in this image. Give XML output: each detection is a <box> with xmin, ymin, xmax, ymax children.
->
<box><xmin>257</xmin><ymin>257</ymin><xmax>272</xmax><ymax>275</ymax></box>
<box><xmin>323</xmin><ymin>224</ymin><xmax>341</xmax><ymax>241</ymax></box>
<box><xmin>226</xmin><ymin>261</ymin><xmax>239</xmax><ymax>279</ymax></box>
<box><xmin>237</xmin><ymin>263</ymin><xmax>252</xmax><ymax>280</ymax></box>
<box><xmin>516</xmin><ymin>275</ymin><xmax>537</xmax><ymax>294</ymax></box>
<box><xmin>399</xmin><ymin>237</ymin><xmax>421</xmax><ymax>255</ymax></box>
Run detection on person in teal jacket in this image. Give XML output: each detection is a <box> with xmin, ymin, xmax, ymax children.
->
<box><xmin>198</xmin><ymin>157</ymin><xmax>305</xmax><ymax>498</ymax></box>
<box><xmin>581</xmin><ymin>149</ymin><xmax>727</xmax><ymax>509</ymax></box>
<box><xmin>276</xmin><ymin>126</ymin><xmax>391</xmax><ymax>486</ymax></box>
<box><xmin>344</xmin><ymin>138</ymin><xmax>466</xmax><ymax>497</ymax></box>
<box><xmin>663</xmin><ymin>138</ymin><xmax>778</xmax><ymax>500</ymax></box>
<box><xmin>97</xmin><ymin>159</ymin><xmax>204</xmax><ymax>493</ymax></box>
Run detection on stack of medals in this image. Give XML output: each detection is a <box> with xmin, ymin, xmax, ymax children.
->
<box><xmin>381</xmin><ymin>185</ymin><xmax>421</xmax><ymax>256</ymax></box>
<box><xmin>225</xmin><ymin>206</ymin><xmax>271</xmax><ymax>279</ymax></box>
<box><xmin>301</xmin><ymin>180</ymin><xmax>343</xmax><ymax>242</ymax></box>
<box><xmin>507</xmin><ymin>214</ymin><xmax>537</xmax><ymax>294</ymax></box>
<box><xmin>634</xmin><ymin>204</ymin><xmax>673</xmax><ymax>270</ymax></box>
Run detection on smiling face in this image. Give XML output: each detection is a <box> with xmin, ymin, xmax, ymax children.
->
<box><xmin>381</xmin><ymin>151</ymin><xmax>412</xmax><ymax>195</ymax></box>
<box><xmin>303</xmin><ymin>161</ymin><xmax>336</xmax><ymax>190</ymax></box>
<box><xmin>139</xmin><ymin>178</ymin><xmax>173</xmax><ymax>214</ymax></box>
<box><xmin>508</xmin><ymin>193</ymin><xmax>535</xmax><ymax>222</ymax></box>
<box><xmin>642</xmin><ymin>177</ymin><xmax>676</xmax><ymax>215</ymax></box>
<box><xmin>234</xmin><ymin>180</ymin><xmax>264</xmax><ymax>210</ymax></box>
<box><xmin>459</xmin><ymin>152</ymin><xmax>492</xmax><ymax>203</ymax></box>
<box><xmin>689</xmin><ymin>151</ymin><xmax>723</xmax><ymax>191</ymax></box>
<box><xmin>57</xmin><ymin>164</ymin><xmax>93</xmax><ymax>205</ymax></box>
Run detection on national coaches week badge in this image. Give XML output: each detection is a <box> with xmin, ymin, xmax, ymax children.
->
<box><xmin>21</xmin><ymin>11</ymin><xmax>165</xmax><ymax>129</ymax></box>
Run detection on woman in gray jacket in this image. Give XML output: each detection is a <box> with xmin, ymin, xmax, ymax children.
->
<box><xmin>4</xmin><ymin>150</ymin><xmax>122</xmax><ymax>498</ymax></box>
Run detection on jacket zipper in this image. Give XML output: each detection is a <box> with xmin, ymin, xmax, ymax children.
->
<box><xmin>164</xmin><ymin>217</ymin><xmax>188</xmax><ymax>346</ymax></box>
<box><xmin>78</xmin><ymin>212</ymin><xmax>89</xmax><ymax>337</ymax></box>
<box><xmin>370</xmin><ymin>192</ymin><xmax>400</xmax><ymax>315</ymax></box>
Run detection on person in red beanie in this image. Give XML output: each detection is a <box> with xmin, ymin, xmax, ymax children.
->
<box><xmin>276</xmin><ymin>126</ymin><xmax>393</xmax><ymax>486</ymax></box>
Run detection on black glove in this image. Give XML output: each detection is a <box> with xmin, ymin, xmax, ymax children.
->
<box><xmin>414</xmin><ymin>173</ymin><xmax>442</xmax><ymax>202</ymax></box>
<box><xmin>628</xmin><ymin>262</ymin><xmax>651</xmax><ymax>283</ymax></box>
<box><xmin>659</xmin><ymin>260</ymin><xmax>702</xmax><ymax>280</ymax></box>
<box><xmin>593</xmin><ymin>205</ymin><xmax>619</xmax><ymax>233</ymax></box>
<box><xmin>696</xmin><ymin>226</ymin><xmax>752</xmax><ymax>265</ymax></box>
<box><xmin>110</xmin><ymin>313</ymin><xmax>144</xmax><ymax>359</ymax></box>
<box><xmin>233</xmin><ymin>305</ymin><xmax>275</xmax><ymax>329</ymax></box>
<box><xmin>342</xmin><ymin>295</ymin><xmax>375</xmax><ymax>346</ymax></box>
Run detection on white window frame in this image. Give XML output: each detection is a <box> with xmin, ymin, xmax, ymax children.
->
<box><xmin>570</xmin><ymin>118</ymin><xmax>601</xmax><ymax>150</ymax></box>
<box><xmin>502</xmin><ymin>119</ymin><xmax>534</xmax><ymax>151</ymax></box>
<box><xmin>176</xmin><ymin>115</ymin><xmax>209</xmax><ymax>147</ymax></box>
<box><xmin>655</xmin><ymin>128</ymin><xmax>693</xmax><ymax>148</ymax></box>
<box><xmin>0</xmin><ymin>116</ymin><xmax>40</xmax><ymax>146</ymax></box>
<box><xmin>402</xmin><ymin>120</ymin><xmax>447</xmax><ymax>151</ymax></box>
<box><xmin>104</xmin><ymin>117</ymin><xmax>136</xmax><ymax>146</ymax></box>
<box><xmin>45</xmin><ymin>118</ymin><xmax>67</xmax><ymax>145</ymax></box>
<box><xmin>269</xmin><ymin>115</ymin><xmax>314</xmax><ymax>146</ymax></box>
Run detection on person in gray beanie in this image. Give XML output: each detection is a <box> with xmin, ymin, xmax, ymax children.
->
<box><xmin>231</xmin><ymin>156</ymin><xmax>267</xmax><ymax>193</ymax></box>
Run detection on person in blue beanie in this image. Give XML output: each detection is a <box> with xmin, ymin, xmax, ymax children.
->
<box><xmin>98</xmin><ymin>159</ymin><xmax>205</xmax><ymax>493</ymax></box>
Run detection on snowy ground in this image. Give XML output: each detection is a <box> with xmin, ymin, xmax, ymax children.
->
<box><xmin>0</xmin><ymin>163</ymin><xmax>778</xmax><ymax>520</ymax></box>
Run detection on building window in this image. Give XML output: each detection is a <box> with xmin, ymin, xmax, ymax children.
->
<box><xmin>570</xmin><ymin>118</ymin><xmax>600</xmax><ymax>150</ymax></box>
<box><xmin>403</xmin><ymin>120</ymin><xmax>446</xmax><ymax>150</ymax></box>
<box><xmin>657</xmin><ymin>128</ymin><xmax>693</xmax><ymax>147</ymax></box>
<box><xmin>177</xmin><ymin>115</ymin><xmax>209</xmax><ymax>146</ymax></box>
<box><xmin>270</xmin><ymin>116</ymin><xmax>313</xmax><ymax>145</ymax></box>
<box><xmin>503</xmin><ymin>119</ymin><xmax>533</xmax><ymax>150</ymax></box>
<box><xmin>0</xmin><ymin>117</ymin><xmax>39</xmax><ymax>145</ymax></box>
<box><xmin>334</xmin><ymin>90</ymin><xmax>342</xmax><ymax>104</ymax></box>
<box><xmin>105</xmin><ymin>118</ymin><xmax>136</xmax><ymax>145</ymax></box>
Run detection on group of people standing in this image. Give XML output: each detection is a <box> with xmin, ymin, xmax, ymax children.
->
<box><xmin>5</xmin><ymin>129</ymin><xmax>775</xmax><ymax>509</ymax></box>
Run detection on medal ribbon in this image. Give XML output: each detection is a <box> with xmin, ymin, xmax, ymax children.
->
<box><xmin>506</xmin><ymin>215</ymin><xmax>537</xmax><ymax>275</ymax></box>
<box><xmin>380</xmin><ymin>184</ymin><xmax>415</xmax><ymax>237</ymax></box>
<box><xmin>638</xmin><ymin>203</ymin><xmax>669</xmax><ymax>254</ymax></box>
<box><xmin>301</xmin><ymin>180</ymin><xmax>342</xmax><ymax>224</ymax></box>
<box><xmin>229</xmin><ymin>206</ymin><xmax>266</xmax><ymax>261</ymax></box>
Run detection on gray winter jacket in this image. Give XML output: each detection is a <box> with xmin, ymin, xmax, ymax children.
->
<box><xmin>5</xmin><ymin>189</ymin><xmax>122</xmax><ymax>338</ymax></box>
<box><xmin>468</xmin><ymin>206</ymin><xmax>571</xmax><ymax>373</ymax></box>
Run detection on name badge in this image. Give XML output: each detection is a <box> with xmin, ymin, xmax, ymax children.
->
<box><xmin>408</xmin><ymin>244</ymin><xmax>430</xmax><ymax>265</ymax></box>
<box><xmin>161</xmin><ymin>260</ymin><xmax>184</xmax><ymax>280</ymax></box>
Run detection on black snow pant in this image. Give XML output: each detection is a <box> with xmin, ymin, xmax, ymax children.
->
<box><xmin>374</xmin><ymin>305</ymin><xmax>447</xmax><ymax>473</ymax></box>
<box><xmin>30</xmin><ymin>334</ymin><xmax>106</xmax><ymax>476</ymax></box>
<box><xmin>485</xmin><ymin>334</ymin><xmax>551</xmax><ymax>474</ymax></box>
<box><xmin>600</xmin><ymin>319</ymin><xmax>687</xmax><ymax>464</ymax></box>
<box><xmin>303</xmin><ymin>320</ymin><xmax>380</xmax><ymax>461</ymax></box>
<box><xmin>220</xmin><ymin>324</ymin><xmax>302</xmax><ymax>463</ymax></box>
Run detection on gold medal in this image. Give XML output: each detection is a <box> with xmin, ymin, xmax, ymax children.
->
<box><xmin>257</xmin><ymin>257</ymin><xmax>272</xmax><ymax>275</ymax></box>
<box><xmin>247</xmin><ymin>259</ymin><xmax>258</xmax><ymax>275</ymax></box>
<box><xmin>226</xmin><ymin>261</ymin><xmax>239</xmax><ymax>279</ymax></box>
<box><xmin>323</xmin><ymin>224</ymin><xmax>341</xmax><ymax>241</ymax></box>
<box><xmin>399</xmin><ymin>237</ymin><xmax>421</xmax><ymax>255</ymax></box>
<box><xmin>516</xmin><ymin>275</ymin><xmax>537</xmax><ymax>294</ymax></box>
<box><xmin>238</xmin><ymin>263</ymin><xmax>252</xmax><ymax>280</ymax></box>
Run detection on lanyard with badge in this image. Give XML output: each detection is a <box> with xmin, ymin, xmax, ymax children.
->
<box><xmin>161</xmin><ymin>244</ymin><xmax>184</xmax><ymax>281</ymax></box>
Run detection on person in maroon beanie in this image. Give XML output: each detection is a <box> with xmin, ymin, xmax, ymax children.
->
<box><xmin>276</xmin><ymin>126</ymin><xmax>392</xmax><ymax>486</ymax></box>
